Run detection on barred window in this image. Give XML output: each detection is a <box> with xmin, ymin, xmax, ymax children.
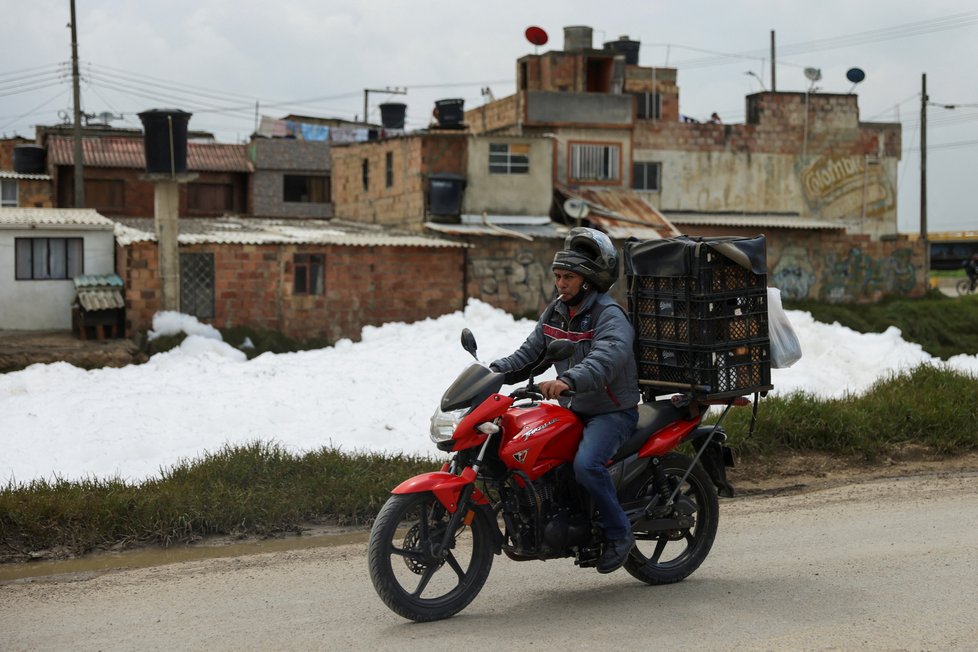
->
<box><xmin>570</xmin><ymin>143</ymin><xmax>620</xmax><ymax>182</ymax></box>
<box><xmin>489</xmin><ymin>143</ymin><xmax>529</xmax><ymax>174</ymax></box>
<box><xmin>15</xmin><ymin>237</ymin><xmax>84</xmax><ymax>280</ymax></box>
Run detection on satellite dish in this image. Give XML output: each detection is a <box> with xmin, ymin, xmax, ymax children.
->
<box><xmin>803</xmin><ymin>67</ymin><xmax>822</xmax><ymax>82</ymax></box>
<box><xmin>525</xmin><ymin>26</ymin><xmax>549</xmax><ymax>47</ymax></box>
<box><xmin>563</xmin><ymin>198</ymin><xmax>589</xmax><ymax>220</ymax></box>
<box><xmin>846</xmin><ymin>67</ymin><xmax>866</xmax><ymax>84</ymax></box>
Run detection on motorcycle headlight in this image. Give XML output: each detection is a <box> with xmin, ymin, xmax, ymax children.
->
<box><xmin>430</xmin><ymin>406</ymin><xmax>469</xmax><ymax>444</ymax></box>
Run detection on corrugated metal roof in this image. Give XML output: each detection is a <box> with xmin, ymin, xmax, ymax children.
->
<box><xmin>75</xmin><ymin>287</ymin><xmax>125</xmax><ymax>311</ymax></box>
<box><xmin>426</xmin><ymin>220</ymin><xmax>567</xmax><ymax>240</ymax></box>
<box><xmin>555</xmin><ymin>185</ymin><xmax>681</xmax><ymax>240</ymax></box>
<box><xmin>47</xmin><ymin>136</ymin><xmax>254</xmax><ymax>172</ymax></box>
<box><xmin>0</xmin><ymin>170</ymin><xmax>52</xmax><ymax>181</ymax></box>
<box><xmin>112</xmin><ymin>216</ymin><xmax>469</xmax><ymax>248</ymax></box>
<box><xmin>665</xmin><ymin>213</ymin><xmax>845</xmax><ymax>230</ymax></box>
<box><xmin>74</xmin><ymin>273</ymin><xmax>124</xmax><ymax>288</ymax></box>
<box><xmin>0</xmin><ymin>208</ymin><xmax>115</xmax><ymax>229</ymax></box>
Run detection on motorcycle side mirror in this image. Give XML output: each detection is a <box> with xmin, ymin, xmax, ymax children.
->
<box><xmin>546</xmin><ymin>339</ymin><xmax>575</xmax><ymax>362</ymax></box>
<box><xmin>460</xmin><ymin>328</ymin><xmax>478</xmax><ymax>360</ymax></box>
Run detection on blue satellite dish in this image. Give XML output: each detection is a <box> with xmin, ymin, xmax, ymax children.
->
<box><xmin>846</xmin><ymin>68</ymin><xmax>866</xmax><ymax>84</ymax></box>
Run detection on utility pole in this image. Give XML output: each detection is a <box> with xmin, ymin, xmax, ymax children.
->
<box><xmin>70</xmin><ymin>0</ymin><xmax>85</xmax><ymax>207</ymax></box>
<box><xmin>920</xmin><ymin>73</ymin><xmax>929</xmax><ymax>278</ymax></box>
<box><xmin>770</xmin><ymin>30</ymin><xmax>776</xmax><ymax>92</ymax></box>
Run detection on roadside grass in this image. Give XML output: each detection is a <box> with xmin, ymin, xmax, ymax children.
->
<box><xmin>2</xmin><ymin>294</ymin><xmax>977</xmax><ymax>561</ymax></box>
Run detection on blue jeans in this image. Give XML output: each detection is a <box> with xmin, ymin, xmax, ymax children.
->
<box><xmin>573</xmin><ymin>407</ymin><xmax>639</xmax><ymax>540</ymax></box>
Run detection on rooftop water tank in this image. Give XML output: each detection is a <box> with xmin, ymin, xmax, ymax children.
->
<box><xmin>564</xmin><ymin>26</ymin><xmax>593</xmax><ymax>52</ymax></box>
<box><xmin>137</xmin><ymin>109</ymin><xmax>192</xmax><ymax>175</ymax></box>
<box><xmin>13</xmin><ymin>145</ymin><xmax>46</xmax><ymax>175</ymax></box>
<box><xmin>604</xmin><ymin>35</ymin><xmax>640</xmax><ymax>65</ymax></box>
<box><xmin>434</xmin><ymin>99</ymin><xmax>465</xmax><ymax>129</ymax></box>
<box><xmin>379</xmin><ymin>103</ymin><xmax>407</xmax><ymax>130</ymax></box>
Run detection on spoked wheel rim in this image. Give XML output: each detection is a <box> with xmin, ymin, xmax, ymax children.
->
<box><xmin>368</xmin><ymin>492</ymin><xmax>493</xmax><ymax>621</ymax></box>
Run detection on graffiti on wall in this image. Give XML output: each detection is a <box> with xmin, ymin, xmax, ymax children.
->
<box><xmin>799</xmin><ymin>155</ymin><xmax>895</xmax><ymax>221</ymax></box>
<box><xmin>771</xmin><ymin>245</ymin><xmax>818</xmax><ymax>300</ymax></box>
<box><xmin>470</xmin><ymin>249</ymin><xmax>553</xmax><ymax>316</ymax></box>
<box><xmin>822</xmin><ymin>247</ymin><xmax>917</xmax><ymax>301</ymax></box>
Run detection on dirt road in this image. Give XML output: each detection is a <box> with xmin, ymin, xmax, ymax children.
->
<box><xmin>3</xmin><ymin>470</ymin><xmax>977</xmax><ymax>651</ymax></box>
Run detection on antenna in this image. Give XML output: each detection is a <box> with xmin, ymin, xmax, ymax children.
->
<box><xmin>803</xmin><ymin>67</ymin><xmax>822</xmax><ymax>92</ymax></box>
<box><xmin>525</xmin><ymin>26</ymin><xmax>548</xmax><ymax>54</ymax></box>
<box><xmin>846</xmin><ymin>67</ymin><xmax>866</xmax><ymax>94</ymax></box>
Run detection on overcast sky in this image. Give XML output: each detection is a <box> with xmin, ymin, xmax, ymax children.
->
<box><xmin>3</xmin><ymin>1</ymin><xmax>976</xmax><ymax>233</ymax></box>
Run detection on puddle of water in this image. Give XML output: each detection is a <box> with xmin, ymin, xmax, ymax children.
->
<box><xmin>0</xmin><ymin>530</ymin><xmax>369</xmax><ymax>584</ymax></box>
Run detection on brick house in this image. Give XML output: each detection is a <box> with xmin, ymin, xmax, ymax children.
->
<box><xmin>0</xmin><ymin>138</ymin><xmax>54</xmax><ymax>209</ymax></box>
<box><xmin>113</xmin><ymin>216</ymin><xmax>467</xmax><ymax>341</ymax></box>
<box><xmin>41</xmin><ymin>129</ymin><xmax>252</xmax><ymax>218</ymax></box>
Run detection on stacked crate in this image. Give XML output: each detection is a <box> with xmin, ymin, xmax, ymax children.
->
<box><xmin>624</xmin><ymin>235</ymin><xmax>773</xmax><ymax>401</ymax></box>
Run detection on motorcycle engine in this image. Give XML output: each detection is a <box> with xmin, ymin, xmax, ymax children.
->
<box><xmin>509</xmin><ymin>466</ymin><xmax>588</xmax><ymax>555</ymax></box>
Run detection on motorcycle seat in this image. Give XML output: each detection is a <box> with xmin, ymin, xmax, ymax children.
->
<box><xmin>611</xmin><ymin>400</ymin><xmax>686</xmax><ymax>462</ymax></box>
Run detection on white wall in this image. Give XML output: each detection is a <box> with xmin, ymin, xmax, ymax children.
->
<box><xmin>0</xmin><ymin>228</ymin><xmax>116</xmax><ymax>330</ymax></box>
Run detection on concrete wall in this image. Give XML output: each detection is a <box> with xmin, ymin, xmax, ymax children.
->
<box><xmin>0</xmin><ymin>228</ymin><xmax>115</xmax><ymax>329</ymax></box>
<box><xmin>118</xmin><ymin>240</ymin><xmax>466</xmax><ymax>342</ymax></box>
<box><xmin>462</xmin><ymin>136</ymin><xmax>553</xmax><ymax>216</ymax></box>
<box><xmin>526</xmin><ymin>91</ymin><xmax>632</xmax><ymax>125</ymax></box>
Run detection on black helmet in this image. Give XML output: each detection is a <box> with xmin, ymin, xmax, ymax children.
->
<box><xmin>552</xmin><ymin>227</ymin><xmax>620</xmax><ymax>292</ymax></box>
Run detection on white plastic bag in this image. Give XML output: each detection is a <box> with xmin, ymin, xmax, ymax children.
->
<box><xmin>767</xmin><ymin>287</ymin><xmax>802</xmax><ymax>368</ymax></box>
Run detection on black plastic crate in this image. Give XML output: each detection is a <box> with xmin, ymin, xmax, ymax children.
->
<box><xmin>631</xmin><ymin>290</ymin><xmax>768</xmax><ymax>345</ymax></box>
<box><xmin>636</xmin><ymin>340</ymin><xmax>772</xmax><ymax>400</ymax></box>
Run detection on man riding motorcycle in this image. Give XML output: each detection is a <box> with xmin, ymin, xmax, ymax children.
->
<box><xmin>489</xmin><ymin>227</ymin><xmax>641</xmax><ymax>573</ymax></box>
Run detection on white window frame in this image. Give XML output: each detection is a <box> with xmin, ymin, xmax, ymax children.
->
<box><xmin>1</xmin><ymin>178</ymin><xmax>18</xmax><ymax>207</ymax></box>
<box><xmin>633</xmin><ymin>92</ymin><xmax>662</xmax><ymax>120</ymax></box>
<box><xmin>488</xmin><ymin>143</ymin><xmax>530</xmax><ymax>174</ymax></box>
<box><xmin>569</xmin><ymin>143</ymin><xmax>620</xmax><ymax>182</ymax></box>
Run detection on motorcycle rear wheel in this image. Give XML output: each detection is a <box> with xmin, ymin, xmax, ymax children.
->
<box><xmin>956</xmin><ymin>278</ymin><xmax>974</xmax><ymax>296</ymax></box>
<box><xmin>368</xmin><ymin>491</ymin><xmax>494</xmax><ymax>622</ymax></box>
<box><xmin>624</xmin><ymin>452</ymin><xmax>719</xmax><ymax>585</ymax></box>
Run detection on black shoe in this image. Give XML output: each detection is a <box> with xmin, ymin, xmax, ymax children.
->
<box><xmin>597</xmin><ymin>533</ymin><xmax>635</xmax><ymax>574</ymax></box>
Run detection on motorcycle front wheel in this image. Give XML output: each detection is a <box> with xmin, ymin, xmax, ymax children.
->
<box><xmin>368</xmin><ymin>491</ymin><xmax>495</xmax><ymax>622</ymax></box>
<box><xmin>624</xmin><ymin>452</ymin><xmax>719</xmax><ymax>585</ymax></box>
<box><xmin>956</xmin><ymin>278</ymin><xmax>973</xmax><ymax>296</ymax></box>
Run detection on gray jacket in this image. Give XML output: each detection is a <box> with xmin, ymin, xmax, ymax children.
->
<box><xmin>491</xmin><ymin>292</ymin><xmax>640</xmax><ymax>416</ymax></box>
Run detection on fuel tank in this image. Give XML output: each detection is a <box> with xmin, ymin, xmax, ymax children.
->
<box><xmin>498</xmin><ymin>403</ymin><xmax>582</xmax><ymax>480</ymax></box>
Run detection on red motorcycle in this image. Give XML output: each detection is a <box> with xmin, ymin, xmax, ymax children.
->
<box><xmin>368</xmin><ymin>329</ymin><xmax>744</xmax><ymax>622</ymax></box>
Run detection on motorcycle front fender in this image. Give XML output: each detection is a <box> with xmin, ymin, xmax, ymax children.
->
<box><xmin>392</xmin><ymin>467</ymin><xmax>488</xmax><ymax>513</ymax></box>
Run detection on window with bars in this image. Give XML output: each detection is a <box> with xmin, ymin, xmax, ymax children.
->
<box><xmin>180</xmin><ymin>253</ymin><xmax>214</xmax><ymax>319</ymax></box>
<box><xmin>283</xmin><ymin>175</ymin><xmax>330</xmax><ymax>203</ymax></box>
<box><xmin>633</xmin><ymin>92</ymin><xmax>662</xmax><ymax>120</ymax></box>
<box><xmin>569</xmin><ymin>143</ymin><xmax>620</xmax><ymax>182</ymax></box>
<box><xmin>488</xmin><ymin>143</ymin><xmax>529</xmax><ymax>174</ymax></box>
<box><xmin>632</xmin><ymin>162</ymin><xmax>661</xmax><ymax>191</ymax></box>
<box><xmin>15</xmin><ymin>237</ymin><xmax>84</xmax><ymax>280</ymax></box>
<box><xmin>293</xmin><ymin>253</ymin><xmax>325</xmax><ymax>295</ymax></box>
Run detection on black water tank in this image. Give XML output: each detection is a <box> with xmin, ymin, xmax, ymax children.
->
<box><xmin>604</xmin><ymin>36</ymin><xmax>640</xmax><ymax>65</ymax></box>
<box><xmin>137</xmin><ymin>109</ymin><xmax>192</xmax><ymax>175</ymax></box>
<box><xmin>13</xmin><ymin>145</ymin><xmax>46</xmax><ymax>174</ymax></box>
<box><xmin>379</xmin><ymin>102</ymin><xmax>406</xmax><ymax>130</ymax></box>
<box><xmin>434</xmin><ymin>99</ymin><xmax>465</xmax><ymax>129</ymax></box>
<box><xmin>428</xmin><ymin>173</ymin><xmax>465</xmax><ymax>221</ymax></box>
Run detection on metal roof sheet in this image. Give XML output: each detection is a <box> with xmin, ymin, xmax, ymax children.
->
<box><xmin>47</xmin><ymin>136</ymin><xmax>254</xmax><ymax>172</ymax></box>
<box><xmin>75</xmin><ymin>287</ymin><xmax>125</xmax><ymax>311</ymax></box>
<box><xmin>555</xmin><ymin>185</ymin><xmax>681</xmax><ymax>240</ymax></box>
<box><xmin>426</xmin><ymin>220</ymin><xmax>567</xmax><ymax>240</ymax></box>
<box><xmin>74</xmin><ymin>273</ymin><xmax>124</xmax><ymax>288</ymax></box>
<box><xmin>0</xmin><ymin>208</ymin><xmax>115</xmax><ymax>230</ymax></box>
<box><xmin>665</xmin><ymin>213</ymin><xmax>845</xmax><ymax>230</ymax></box>
<box><xmin>0</xmin><ymin>170</ymin><xmax>52</xmax><ymax>181</ymax></box>
<box><xmin>112</xmin><ymin>217</ymin><xmax>468</xmax><ymax>248</ymax></box>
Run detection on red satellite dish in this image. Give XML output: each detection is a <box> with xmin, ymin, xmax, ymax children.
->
<box><xmin>525</xmin><ymin>26</ymin><xmax>548</xmax><ymax>47</ymax></box>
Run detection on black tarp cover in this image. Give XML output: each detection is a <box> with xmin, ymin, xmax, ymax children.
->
<box><xmin>624</xmin><ymin>235</ymin><xmax>767</xmax><ymax>277</ymax></box>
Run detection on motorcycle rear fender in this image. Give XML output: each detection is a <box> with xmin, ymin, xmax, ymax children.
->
<box><xmin>391</xmin><ymin>466</ymin><xmax>488</xmax><ymax>513</ymax></box>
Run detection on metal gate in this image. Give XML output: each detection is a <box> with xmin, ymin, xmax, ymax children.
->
<box><xmin>180</xmin><ymin>253</ymin><xmax>214</xmax><ymax>319</ymax></box>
